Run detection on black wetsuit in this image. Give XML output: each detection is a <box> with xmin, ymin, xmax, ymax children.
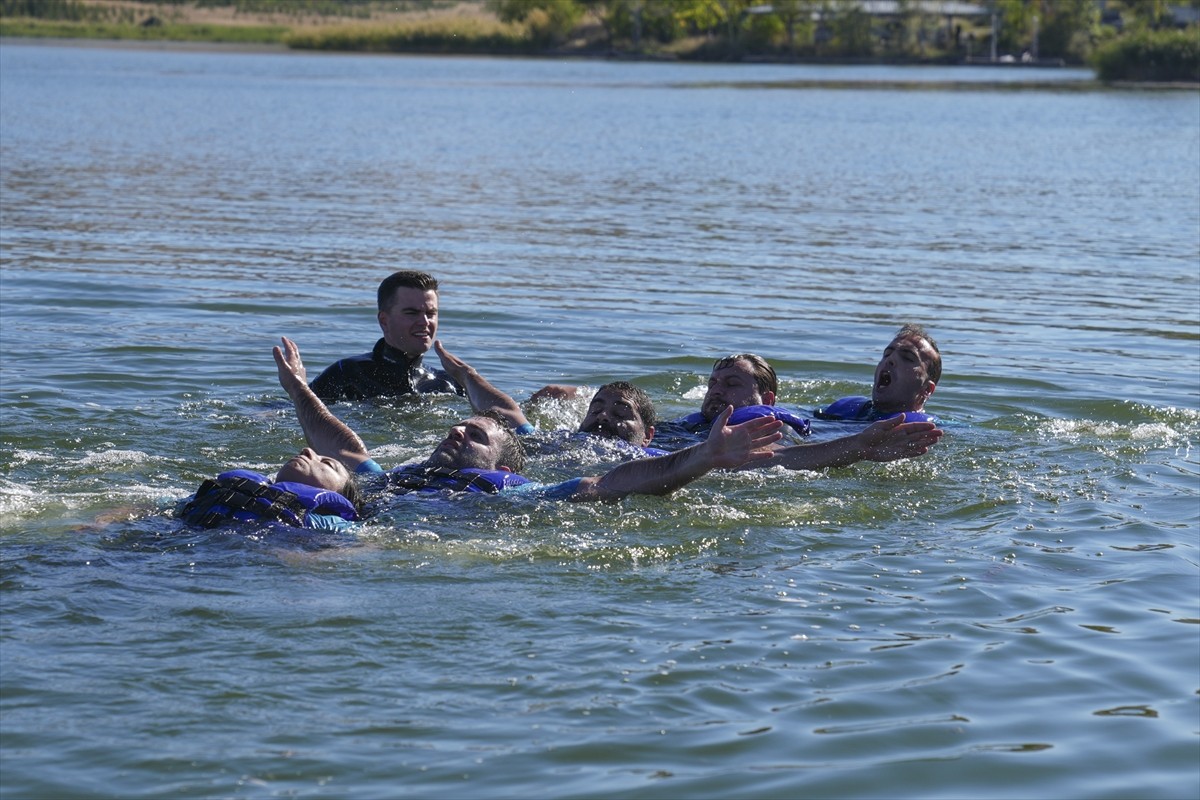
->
<box><xmin>309</xmin><ymin>338</ymin><xmax>463</xmax><ymax>402</ymax></box>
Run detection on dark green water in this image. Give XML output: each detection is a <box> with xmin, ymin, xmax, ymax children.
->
<box><xmin>1</xmin><ymin>41</ymin><xmax>1197</xmax><ymax>799</ymax></box>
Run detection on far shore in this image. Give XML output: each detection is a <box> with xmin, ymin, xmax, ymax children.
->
<box><xmin>0</xmin><ymin>36</ymin><xmax>289</xmax><ymax>55</ymax></box>
<box><xmin>6</xmin><ymin>35</ymin><xmax>1196</xmax><ymax>91</ymax></box>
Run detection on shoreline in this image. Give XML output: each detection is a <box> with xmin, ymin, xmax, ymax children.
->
<box><xmin>3</xmin><ymin>35</ymin><xmax>1196</xmax><ymax>90</ymax></box>
<box><xmin>0</xmin><ymin>35</ymin><xmax>290</xmax><ymax>55</ymax></box>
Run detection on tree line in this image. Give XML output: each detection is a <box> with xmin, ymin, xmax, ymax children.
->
<box><xmin>3</xmin><ymin>0</ymin><xmax>1197</xmax><ymax>80</ymax></box>
<box><xmin>490</xmin><ymin>0</ymin><xmax>1198</xmax><ymax>68</ymax></box>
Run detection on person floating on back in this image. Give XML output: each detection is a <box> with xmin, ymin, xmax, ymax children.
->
<box><xmin>661</xmin><ymin>353</ymin><xmax>813</xmax><ymax>439</ymax></box>
<box><xmin>443</xmin><ymin>346</ymin><xmax>942</xmax><ymax>473</ymax></box>
<box><xmin>530</xmin><ymin>353</ymin><xmax>809</xmax><ymax>453</ymax></box>
<box><xmin>178</xmin><ymin>448</ymin><xmax>363</xmax><ymax>531</ymax></box>
<box><xmin>279</xmin><ymin>336</ymin><xmax>784</xmax><ymax>507</ymax></box>
<box><xmin>436</xmin><ymin>341</ymin><xmax>669</xmax><ymax>460</ymax></box>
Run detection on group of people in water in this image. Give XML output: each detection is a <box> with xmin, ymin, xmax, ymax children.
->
<box><xmin>179</xmin><ymin>270</ymin><xmax>944</xmax><ymax>532</ymax></box>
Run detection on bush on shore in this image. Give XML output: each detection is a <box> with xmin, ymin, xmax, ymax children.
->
<box><xmin>283</xmin><ymin>16</ymin><xmax>532</xmax><ymax>54</ymax></box>
<box><xmin>1091</xmin><ymin>28</ymin><xmax>1200</xmax><ymax>83</ymax></box>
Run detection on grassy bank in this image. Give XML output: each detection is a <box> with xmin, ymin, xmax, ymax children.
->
<box><xmin>283</xmin><ymin>16</ymin><xmax>534</xmax><ymax>55</ymax></box>
<box><xmin>1091</xmin><ymin>28</ymin><xmax>1200</xmax><ymax>83</ymax></box>
<box><xmin>0</xmin><ymin>16</ymin><xmax>286</xmax><ymax>43</ymax></box>
<box><xmin>0</xmin><ymin>2</ymin><xmax>570</xmax><ymax>54</ymax></box>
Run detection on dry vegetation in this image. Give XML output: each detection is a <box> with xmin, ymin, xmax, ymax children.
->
<box><xmin>73</xmin><ymin>0</ymin><xmax>493</xmax><ymax>29</ymax></box>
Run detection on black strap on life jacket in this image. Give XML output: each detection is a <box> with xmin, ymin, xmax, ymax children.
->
<box><xmin>385</xmin><ymin>465</ymin><xmax>501</xmax><ymax>495</ymax></box>
<box><xmin>179</xmin><ymin>475</ymin><xmax>310</xmax><ymax>528</ymax></box>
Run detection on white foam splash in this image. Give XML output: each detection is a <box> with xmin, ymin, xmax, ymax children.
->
<box><xmin>8</xmin><ymin>449</ymin><xmax>54</xmax><ymax>466</ymax></box>
<box><xmin>0</xmin><ymin>479</ymin><xmax>39</xmax><ymax>518</ymax></box>
<box><xmin>77</xmin><ymin>449</ymin><xmax>155</xmax><ymax>467</ymax></box>
<box><xmin>1042</xmin><ymin>418</ymin><xmax>1185</xmax><ymax>445</ymax></box>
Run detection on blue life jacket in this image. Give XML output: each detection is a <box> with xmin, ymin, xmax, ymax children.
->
<box><xmin>178</xmin><ymin>470</ymin><xmax>358</xmax><ymax>529</ymax></box>
<box><xmin>675</xmin><ymin>404</ymin><xmax>811</xmax><ymax>436</ymax></box>
<box><xmin>814</xmin><ymin>396</ymin><xmax>934</xmax><ymax>424</ymax></box>
<box><xmin>384</xmin><ymin>464</ymin><xmax>531</xmax><ymax>495</ymax></box>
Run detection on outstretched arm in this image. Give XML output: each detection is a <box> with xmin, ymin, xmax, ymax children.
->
<box><xmin>274</xmin><ymin>337</ymin><xmax>371</xmax><ymax>471</ymax></box>
<box><xmin>434</xmin><ymin>341</ymin><xmax>530</xmax><ymax>430</ymax></box>
<box><xmin>767</xmin><ymin>415</ymin><xmax>943</xmax><ymax>471</ymax></box>
<box><xmin>568</xmin><ymin>406</ymin><xmax>782</xmax><ymax>502</ymax></box>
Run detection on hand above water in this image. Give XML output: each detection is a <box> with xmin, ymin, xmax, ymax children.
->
<box><xmin>703</xmin><ymin>405</ymin><xmax>784</xmax><ymax>470</ymax></box>
<box><xmin>273</xmin><ymin>336</ymin><xmax>308</xmax><ymax>398</ymax></box>
<box><xmin>856</xmin><ymin>414</ymin><xmax>944</xmax><ymax>462</ymax></box>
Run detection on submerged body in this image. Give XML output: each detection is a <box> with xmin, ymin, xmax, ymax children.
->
<box><xmin>309</xmin><ymin>338</ymin><xmax>460</xmax><ymax>402</ymax></box>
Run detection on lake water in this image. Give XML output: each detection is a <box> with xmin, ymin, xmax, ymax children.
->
<box><xmin>1</xmin><ymin>40</ymin><xmax>1197</xmax><ymax>799</ymax></box>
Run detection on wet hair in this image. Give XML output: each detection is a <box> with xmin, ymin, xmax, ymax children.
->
<box><xmin>479</xmin><ymin>410</ymin><xmax>526</xmax><ymax>474</ymax></box>
<box><xmin>377</xmin><ymin>270</ymin><xmax>439</xmax><ymax>312</ymax></box>
<box><xmin>339</xmin><ymin>476</ymin><xmax>365</xmax><ymax>514</ymax></box>
<box><xmin>894</xmin><ymin>324</ymin><xmax>942</xmax><ymax>385</ymax></box>
<box><xmin>595</xmin><ymin>381</ymin><xmax>657</xmax><ymax>429</ymax></box>
<box><xmin>712</xmin><ymin>353</ymin><xmax>778</xmax><ymax>397</ymax></box>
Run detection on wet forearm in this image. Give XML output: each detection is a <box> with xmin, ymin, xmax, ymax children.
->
<box><xmin>460</xmin><ymin>368</ymin><xmax>528</xmax><ymax>428</ymax></box>
<box><xmin>435</xmin><ymin>342</ymin><xmax>529</xmax><ymax>429</ymax></box>
<box><xmin>288</xmin><ymin>381</ymin><xmax>369</xmax><ymax>459</ymax></box>
<box><xmin>590</xmin><ymin>445</ymin><xmax>712</xmax><ymax>500</ymax></box>
<box><xmin>771</xmin><ymin>436</ymin><xmax>865</xmax><ymax>471</ymax></box>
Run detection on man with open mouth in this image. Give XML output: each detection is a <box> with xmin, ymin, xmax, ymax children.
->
<box><xmin>816</xmin><ymin>324</ymin><xmax>941</xmax><ymax>423</ymax></box>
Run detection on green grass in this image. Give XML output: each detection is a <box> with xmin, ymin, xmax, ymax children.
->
<box><xmin>0</xmin><ymin>12</ymin><xmax>536</xmax><ymax>52</ymax></box>
<box><xmin>283</xmin><ymin>16</ymin><xmax>534</xmax><ymax>54</ymax></box>
<box><xmin>0</xmin><ymin>16</ymin><xmax>288</xmax><ymax>44</ymax></box>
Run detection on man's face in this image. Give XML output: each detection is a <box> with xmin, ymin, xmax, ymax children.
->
<box><xmin>579</xmin><ymin>387</ymin><xmax>654</xmax><ymax>446</ymax></box>
<box><xmin>872</xmin><ymin>335</ymin><xmax>936</xmax><ymax>413</ymax></box>
<box><xmin>701</xmin><ymin>359</ymin><xmax>773</xmax><ymax>421</ymax></box>
<box><xmin>275</xmin><ymin>447</ymin><xmax>349</xmax><ymax>492</ymax></box>
<box><xmin>378</xmin><ymin>287</ymin><xmax>438</xmax><ymax>357</ymax></box>
<box><xmin>427</xmin><ymin>417</ymin><xmax>508</xmax><ymax>471</ymax></box>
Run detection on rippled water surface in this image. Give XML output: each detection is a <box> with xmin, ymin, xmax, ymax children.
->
<box><xmin>2</xmin><ymin>41</ymin><xmax>1198</xmax><ymax>799</ymax></box>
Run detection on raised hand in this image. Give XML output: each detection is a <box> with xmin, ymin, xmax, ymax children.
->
<box><xmin>704</xmin><ymin>405</ymin><xmax>783</xmax><ymax>469</ymax></box>
<box><xmin>273</xmin><ymin>336</ymin><xmax>370</xmax><ymax>467</ymax></box>
<box><xmin>433</xmin><ymin>340</ymin><xmax>472</xmax><ymax>384</ymax></box>
<box><xmin>273</xmin><ymin>336</ymin><xmax>308</xmax><ymax>397</ymax></box>
<box><xmin>434</xmin><ymin>340</ymin><xmax>529</xmax><ymax>430</ymax></box>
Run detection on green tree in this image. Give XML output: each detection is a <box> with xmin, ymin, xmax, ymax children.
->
<box><xmin>830</xmin><ymin>2</ymin><xmax>874</xmax><ymax>57</ymax></box>
<box><xmin>1114</xmin><ymin>0</ymin><xmax>1173</xmax><ymax>30</ymax></box>
<box><xmin>770</xmin><ymin>0</ymin><xmax>815</xmax><ymax>56</ymax></box>
<box><xmin>577</xmin><ymin>0</ymin><xmax>618</xmax><ymax>47</ymax></box>
<box><xmin>993</xmin><ymin>0</ymin><xmax>1036</xmax><ymax>55</ymax></box>
<box><xmin>1037</xmin><ymin>0</ymin><xmax>1098</xmax><ymax>62</ymax></box>
<box><xmin>597</xmin><ymin>0</ymin><xmax>688</xmax><ymax>48</ymax></box>
<box><xmin>743</xmin><ymin>8</ymin><xmax>784</xmax><ymax>51</ymax></box>
<box><xmin>675</xmin><ymin>0</ymin><xmax>739</xmax><ymax>40</ymax></box>
<box><xmin>487</xmin><ymin>0</ymin><xmax>583</xmax><ymax>45</ymax></box>
<box><xmin>989</xmin><ymin>0</ymin><xmax>1103</xmax><ymax>62</ymax></box>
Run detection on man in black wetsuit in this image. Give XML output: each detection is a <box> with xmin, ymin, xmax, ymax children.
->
<box><xmin>309</xmin><ymin>270</ymin><xmax>463</xmax><ymax>402</ymax></box>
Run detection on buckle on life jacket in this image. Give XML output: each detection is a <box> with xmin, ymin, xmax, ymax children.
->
<box><xmin>180</xmin><ymin>476</ymin><xmax>310</xmax><ymax>528</ymax></box>
<box><xmin>385</xmin><ymin>466</ymin><xmax>501</xmax><ymax>495</ymax></box>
